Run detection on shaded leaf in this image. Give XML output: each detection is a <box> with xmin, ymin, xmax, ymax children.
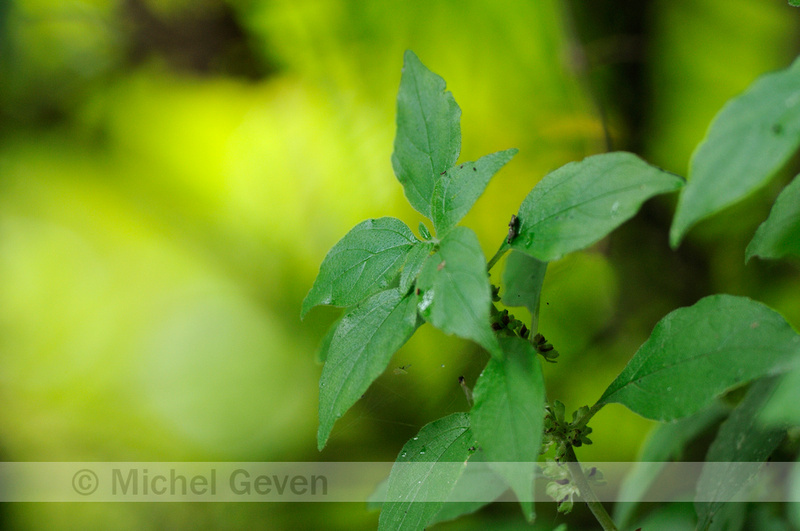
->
<box><xmin>671</xmin><ymin>56</ymin><xmax>800</xmax><ymax>246</ymax></box>
<box><xmin>746</xmin><ymin>173</ymin><xmax>800</xmax><ymax>262</ymax></box>
<box><xmin>317</xmin><ymin>288</ymin><xmax>420</xmax><ymax>449</ymax></box>
<box><xmin>695</xmin><ymin>378</ymin><xmax>785</xmax><ymax>530</ymax></box>
<box><xmin>758</xmin><ymin>366</ymin><xmax>800</xmax><ymax>427</ymax></box>
<box><xmin>431</xmin><ymin>149</ymin><xmax>518</xmax><ymax>236</ymax></box>
<box><xmin>471</xmin><ymin>337</ymin><xmax>545</xmax><ymax>521</ymax></box>
<box><xmin>417</xmin><ymin>227</ymin><xmax>501</xmax><ymax>358</ymax></box>
<box><xmin>378</xmin><ymin>413</ymin><xmax>475</xmax><ymax>530</ymax></box>
<box><xmin>614</xmin><ymin>402</ymin><xmax>728</xmax><ymax>529</ymax></box>
<box><xmin>392</xmin><ymin>50</ymin><xmax>461</xmax><ymax>218</ymax></box>
<box><xmin>597</xmin><ymin>294</ymin><xmax>800</xmax><ymax>421</ymax></box>
<box><xmin>302</xmin><ymin>217</ymin><xmax>417</xmax><ymax>317</ymax></box>
<box><xmin>502</xmin><ymin>250</ymin><xmax>548</xmax><ymax>330</ymax></box>
<box><xmin>512</xmin><ymin>152</ymin><xmax>683</xmax><ymax>261</ymax></box>
<box><xmin>790</xmin><ymin>461</ymin><xmax>800</xmax><ymax>528</ymax></box>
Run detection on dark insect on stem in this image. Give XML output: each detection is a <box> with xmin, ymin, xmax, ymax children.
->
<box><xmin>472</xmin><ymin>167</ymin><xmax>477</xmax><ymax>171</ymax></box>
<box><xmin>440</xmin><ymin>170</ymin><xmax>447</xmax><ymax>175</ymax></box>
<box><xmin>507</xmin><ymin>214</ymin><xmax>519</xmax><ymax>244</ymax></box>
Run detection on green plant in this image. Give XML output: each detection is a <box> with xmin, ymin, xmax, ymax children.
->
<box><xmin>302</xmin><ymin>50</ymin><xmax>800</xmax><ymax>530</ymax></box>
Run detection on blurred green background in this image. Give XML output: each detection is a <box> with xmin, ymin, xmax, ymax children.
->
<box><xmin>0</xmin><ymin>0</ymin><xmax>798</xmax><ymax>529</ymax></box>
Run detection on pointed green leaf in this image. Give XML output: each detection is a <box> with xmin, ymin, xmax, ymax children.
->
<box><xmin>615</xmin><ymin>402</ymin><xmax>728</xmax><ymax>529</ymax></box>
<box><xmin>431</xmin><ymin>149</ymin><xmax>518</xmax><ymax>236</ymax></box>
<box><xmin>695</xmin><ymin>378</ymin><xmax>785</xmax><ymax>530</ymax></box>
<box><xmin>392</xmin><ymin>50</ymin><xmax>461</xmax><ymax>218</ymax></box>
<box><xmin>416</xmin><ymin>227</ymin><xmax>501</xmax><ymax>358</ymax></box>
<box><xmin>511</xmin><ymin>152</ymin><xmax>683</xmax><ymax>262</ymax></box>
<box><xmin>502</xmin><ymin>250</ymin><xmax>548</xmax><ymax>329</ymax></box>
<box><xmin>746</xmin><ymin>174</ymin><xmax>800</xmax><ymax>262</ymax></box>
<box><xmin>671</xmin><ymin>57</ymin><xmax>800</xmax><ymax>247</ymax></box>
<box><xmin>399</xmin><ymin>241</ymin><xmax>434</xmax><ymax>293</ymax></box>
<box><xmin>598</xmin><ymin>294</ymin><xmax>800</xmax><ymax>421</ymax></box>
<box><xmin>301</xmin><ymin>217</ymin><xmax>417</xmax><ymax>317</ymax></box>
<box><xmin>317</xmin><ymin>288</ymin><xmax>420</xmax><ymax>449</ymax></box>
<box><xmin>378</xmin><ymin>413</ymin><xmax>475</xmax><ymax>530</ymax></box>
<box><xmin>471</xmin><ymin>337</ymin><xmax>545</xmax><ymax>521</ymax></box>
<box><xmin>418</xmin><ymin>222</ymin><xmax>432</xmax><ymax>241</ymax></box>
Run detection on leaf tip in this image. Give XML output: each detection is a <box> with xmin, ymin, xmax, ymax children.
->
<box><xmin>668</xmin><ymin>220</ymin><xmax>686</xmax><ymax>249</ymax></box>
<box><xmin>316</xmin><ymin>424</ymin><xmax>330</xmax><ymax>451</ymax></box>
<box><xmin>300</xmin><ymin>298</ymin><xmax>312</xmax><ymax>320</ymax></box>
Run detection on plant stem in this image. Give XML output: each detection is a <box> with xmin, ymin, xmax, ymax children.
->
<box><xmin>564</xmin><ymin>445</ymin><xmax>619</xmax><ymax>531</ymax></box>
<box><xmin>486</xmin><ymin>240</ymin><xmax>509</xmax><ymax>272</ymax></box>
<box><xmin>572</xmin><ymin>402</ymin><xmax>604</xmax><ymax>430</ymax></box>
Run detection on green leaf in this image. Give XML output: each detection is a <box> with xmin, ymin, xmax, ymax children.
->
<box><xmin>431</xmin><ymin>149</ymin><xmax>518</xmax><ymax>236</ymax></box>
<box><xmin>671</xmin><ymin>57</ymin><xmax>800</xmax><ymax>247</ymax></box>
<box><xmin>757</xmin><ymin>366</ymin><xmax>800</xmax><ymax>427</ymax></box>
<box><xmin>791</xmin><ymin>462</ymin><xmax>800</xmax><ymax>528</ymax></box>
<box><xmin>614</xmin><ymin>403</ymin><xmax>728</xmax><ymax>529</ymax></box>
<box><xmin>791</xmin><ymin>0</ymin><xmax>800</xmax><ymax>6</ymax></box>
<box><xmin>511</xmin><ymin>152</ymin><xmax>683</xmax><ymax>261</ymax></box>
<box><xmin>597</xmin><ymin>294</ymin><xmax>800</xmax><ymax>421</ymax></box>
<box><xmin>501</xmin><ymin>250</ymin><xmax>548</xmax><ymax>330</ymax></box>
<box><xmin>301</xmin><ymin>217</ymin><xmax>418</xmax><ymax>318</ymax></box>
<box><xmin>471</xmin><ymin>337</ymin><xmax>545</xmax><ymax>521</ymax></box>
<box><xmin>746</xmin><ymin>174</ymin><xmax>800</xmax><ymax>262</ymax></box>
<box><xmin>695</xmin><ymin>378</ymin><xmax>785</xmax><ymax>530</ymax></box>
<box><xmin>317</xmin><ymin>288</ymin><xmax>420</xmax><ymax>450</ymax></box>
<box><xmin>417</xmin><ymin>227</ymin><xmax>501</xmax><ymax>358</ymax></box>
<box><xmin>399</xmin><ymin>241</ymin><xmax>434</xmax><ymax>293</ymax></box>
<box><xmin>378</xmin><ymin>413</ymin><xmax>475</xmax><ymax>531</ymax></box>
<box><xmin>427</xmin><ymin>449</ymin><xmax>510</xmax><ymax>526</ymax></box>
<box><xmin>418</xmin><ymin>222</ymin><xmax>432</xmax><ymax>241</ymax></box>
<box><xmin>314</xmin><ymin>317</ymin><xmax>340</xmax><ymax>364</ymax></box>
<box><xmin>392</xmin><ymin>50</ymin><xmax>461</xmax><ymax>218</ymax></box>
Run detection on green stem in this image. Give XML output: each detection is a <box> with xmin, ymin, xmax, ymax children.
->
<box><xmin>572</xmin><ymin>402</ymin><xmax>604</xmax><ymax>430</ymax></box>
<box><xmin>486</xmin><ymin>240</ymin><xmax>509</xmax><ymax>272</ymax></box>
<box><xmin>564</xmin><ymin>446</ymin><xmax>619</xmax><ymax>531</ymax></box>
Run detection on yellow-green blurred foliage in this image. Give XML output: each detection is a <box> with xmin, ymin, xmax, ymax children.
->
<box><xmin>0</xmin><ymin>0</ymin><xmax>797</xmax><ymax>528</ymax></box>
